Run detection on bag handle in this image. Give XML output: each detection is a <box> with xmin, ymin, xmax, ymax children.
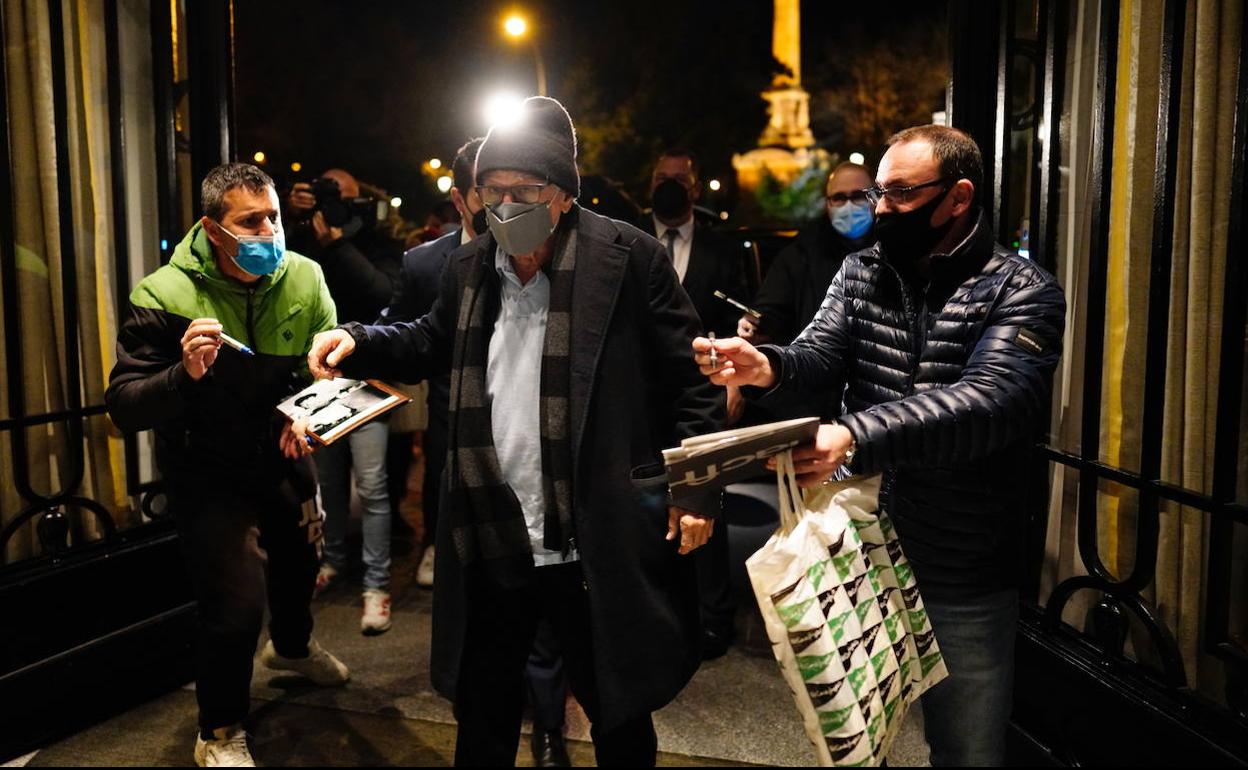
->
<box><xmin>775</xmin><ymin>450</ymin><xmax>807</xmax><ymax>534</ymax></box>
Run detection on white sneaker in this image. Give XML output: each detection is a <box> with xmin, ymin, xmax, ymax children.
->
<box><xmin>361</xmin><ymin>589</ymin><xmax>392</xmax><ymax>635</ymax></box>
<box><xmin>194</xmin><ymin>725</ymin><xmax>255</xmax><ymax>767</ymax></box>
<box><xmin>313</xmin><ymin>562</ymin><xmax>339</xmax><ymax>597</ymax></box>
<box><xmin>259</xmin><ymin>638</ymin><xmax>349</xmax><ymax>686</ymax></box>
<box><xmin>416</xmin><ymin>545</ymin><xmax>435</xmax><ymax>588</ymax></box>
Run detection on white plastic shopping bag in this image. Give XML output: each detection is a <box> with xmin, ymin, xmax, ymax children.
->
<box><xmin>746</xmin><ymin>453</ymin><xmax>948</xmax><ymax>766</ymax></box>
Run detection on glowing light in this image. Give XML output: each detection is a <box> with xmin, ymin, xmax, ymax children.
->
<box><xmin>719</xmin><ymin>211</ymin><xmax>729</xmax><ymax>220</ymax></box>
<box><xmin>591</xmin><ymin>197</ymin><xmax>600</xmax><ymax>205</ymax></box>
<box><xmin>390</xmin><ymin>197</ymin><xmax>403</xmax><ymax>208</ymax></box>
<box><xmin>428</xmin><ymin>158</ymin><xmax>442</xmax><ymax>170</ymax></box>
<box><xmin>504</xmin><ymin>14</ymin><xmax>528</xmax><ymax>38</ymax></box>
<box><xmin>849</xmin><ymin>152</ymin><xmax>865</xmax><ymax>165</ymax></box>
<box><xmin>290</xmin><ymin>161</ymin><xmax>302</xmax><ymax>172</ymax></box>
<box><xmin>743</xmin><ymin>241</ymin><xmax>753</xmax><ymax>248</ymax></box>
<box><xmin>708</xmin><ymin>179</ymin><xmax>722</xmax><ymax>192</ymax></box>
<box><xmin>252</xmin><ymin>151</ymin><xmax>266</xmax><ymax>164</ymax></box>
<box><xmin>437</xmin><ymin>175</ymin><xmax>454</xmax><ymax>193</ymax></box>
<box><xmin>483</xmin><ymin>91</ymin><xmax>525</xmax><ymax>130</ymax></box>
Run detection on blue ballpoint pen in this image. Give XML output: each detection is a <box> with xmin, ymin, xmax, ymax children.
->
<box><xmin>217</xmin><ymin>331</ymin><xmax>254</xmax><ymax>357</ymax></box>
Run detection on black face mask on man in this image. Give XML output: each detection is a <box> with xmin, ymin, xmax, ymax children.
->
<box><xmin>652</xmin><ymin>179</ymin><xmax>692</xmax><ymax>220</ymax></box>
<box><xmin>874</xmin><ymin>184</ymin><xmax>955</xmax><ymax>261</ymax></box>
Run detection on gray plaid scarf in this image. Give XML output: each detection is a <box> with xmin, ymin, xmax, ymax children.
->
<box><xmin>446</xmin><ymin>228</ymin><xmax>577</xmax><ymax>586</ymax></box>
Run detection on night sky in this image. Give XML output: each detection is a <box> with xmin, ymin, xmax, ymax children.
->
<box><xmin>235</xmin><ymin>1</ymin><xmax>946</xmax><ymax>220</ymax></box>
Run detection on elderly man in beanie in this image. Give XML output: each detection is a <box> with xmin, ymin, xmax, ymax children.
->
<box><xmin>307</xmin><ymin>96</ymin><xmax>723</xmax><ymax>766</ymax></box>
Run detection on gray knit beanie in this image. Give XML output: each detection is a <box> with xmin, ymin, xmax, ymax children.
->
<box><xmin>475</xmin><ymin>96</ymin><xmax>579</xmax><ymax>197</ymax></box>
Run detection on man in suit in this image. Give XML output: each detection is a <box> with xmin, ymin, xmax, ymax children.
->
<box><xmin>645</xmin><ymin>148</ymin><xmax>746</xmax><ymax>657</ymax></box>
<box><xmin>644</xmin><ymin>149</ymin><xmax>749</xmax><ymax>339</ymax></box>
<box><xmin>307</xmin><ymin>97</ymin><xmax>722</xmax><ymax>766</ymax></box>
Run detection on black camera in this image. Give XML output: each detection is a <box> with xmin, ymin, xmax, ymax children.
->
<box><xmin>309</xmin><ymin>177</ymin><xmax>389</xmax><ymax>228</ymax></box>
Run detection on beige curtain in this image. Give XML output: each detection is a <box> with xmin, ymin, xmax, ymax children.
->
<box><xmin>1041</xmin><ymin>0</ymin><xmax>1244</xmax><ymax>706</ymax></box>
<box><xmin>0</xmin><ymin>0</ymin><xmax>133</xmax><ymax>565</ymax></box>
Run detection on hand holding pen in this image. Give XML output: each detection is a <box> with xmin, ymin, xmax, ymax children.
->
<box><xmin>181</xmin><ymin>318</ymin><xmax>225</xmax><ymax>381</ymax></box>
<box><xmin>281</xmin><ymin>415</ymin><xmax>316</xmax><ymax>459</ymax></box>
<box><xmin>181</xmin><ymin>318</ymin><xmax>254</xmax><ymax>381</ymax></box>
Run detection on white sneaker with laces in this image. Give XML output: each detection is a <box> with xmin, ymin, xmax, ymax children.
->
<box><xmin>259</xmin><ymin>638</ymin><xmax>349</xmax><ymax>686</ymax></box>
<box><xmin>194</xmin><ymin>725</ymin><xmax>255</xmax><ymax>767</ymax></box>
<box><xmin>313</xmin><ymin>562</ymin><xmax>339</xmax><ymax>597</ymax></box>
<box><xmin>361</xmin><ymin>588</ymin><xmax>392</xmax><ymax>635</ymax></box>
<box><xmin>416</xmin><ymin>545</ymin><xmax>435</xmax><ymax>588</ymax></box>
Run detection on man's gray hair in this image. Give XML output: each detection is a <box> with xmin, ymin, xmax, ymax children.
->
<box><xmin>887</xmin><ymin>125</ymin><xmax>983</xmax><ymax>199</ymax></box>
<box><xmin>202</xmin><ymin>163</ymin><xmax>274</xmax><ymax>220</ymax></box>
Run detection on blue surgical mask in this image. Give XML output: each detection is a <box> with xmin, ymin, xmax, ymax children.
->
<box><xmin>829</xmin><ymin>200</ymin><xmax>874</xmax><ymax>241</ymax></box>
<box><xmin>217</xmin><ymin>223</ymin><xmax>285</xmax><ymax>276</ymax></box>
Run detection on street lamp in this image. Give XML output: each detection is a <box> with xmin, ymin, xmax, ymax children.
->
<box><xmin>502</xmin><ymin>11</ymin><xmax>546</xmax><ymax>97</ymax></box>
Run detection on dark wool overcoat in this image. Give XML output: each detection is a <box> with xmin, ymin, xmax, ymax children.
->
<box><xmin>338</xmin><ymin>206</ymin><xmax>723</xmax><ymax>727</ymax></box>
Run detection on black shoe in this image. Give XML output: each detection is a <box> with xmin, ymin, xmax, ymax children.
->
<box><xmin>530</xmin><ymin>729</ymin><xmax>570</xmax><ymax>768</ymax></box>
<box><xmin>701</xmin><ymin>627</ymin><xmax>734</xmax><ymax>661</ymax></box>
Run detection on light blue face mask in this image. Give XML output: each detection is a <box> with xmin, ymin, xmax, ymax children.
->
<box><xmin>217</xmin><ymin>222</ymin><xmax>286</xmax><ymax>276</ymax></box>
<box><xmin>829</xmin><ymin>200</ymin><xmax>874</xmax><ymax>241</ymax></box>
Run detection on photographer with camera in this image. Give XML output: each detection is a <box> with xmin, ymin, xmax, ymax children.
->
<box><xmin>287</xmin><ymin>167</ymin><xmax>404</xmax><ymax>635</ymax></box>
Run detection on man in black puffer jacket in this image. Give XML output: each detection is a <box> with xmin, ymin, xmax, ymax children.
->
<box><xmin>695</xmin><ymin>125</ymin><xmax>1066</xmax><ymax>767</ymax></box>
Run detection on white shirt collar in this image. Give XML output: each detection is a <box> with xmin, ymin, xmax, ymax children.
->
<box><xmin>653</xmin><ymin>214</ymin><xmax>694</xmax><ymax>242</ymax></box>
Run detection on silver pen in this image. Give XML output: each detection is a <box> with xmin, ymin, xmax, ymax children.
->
<box><xmin>218</xmin><ymin>331</ymin><xmax>255</xmax><ymax>357</ymax></box>
<box><xmin>708</xmin><ymin>332</ymin><xmax>719</xmax><ymax>370</ymax></box>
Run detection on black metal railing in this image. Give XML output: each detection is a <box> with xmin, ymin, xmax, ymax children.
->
<box><xmin>980</xmin><ymin>0</ymin><xmax>1248</xmax><ymax>710</ymax></box>
<box><xmin>0</xmin><ymin>0</ymin><xmax>120</xmax><ymax>564</ymax></box>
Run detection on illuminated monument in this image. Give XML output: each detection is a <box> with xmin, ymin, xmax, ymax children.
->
<box><xmin>733</xmin><ymin>0</ymin><xmax>821</xmax><ymax>190</ymax></box>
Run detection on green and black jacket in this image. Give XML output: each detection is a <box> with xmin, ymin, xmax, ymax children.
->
<box><xmin>105</xmin><ymin>222</ymin><xmax>336</xmax><ymax>488</ymax></box>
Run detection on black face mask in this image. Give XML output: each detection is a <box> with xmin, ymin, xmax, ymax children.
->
<box><xmin>874</xmin><ymin>185</ymin><xmax>954</xmax><ymax>261</ymax></box>
<box><xmin>470</xmin><ymin>207</ymin><xmax>488</xmax><ymax>237</ymax></box>
<box><xmin>652</xmin><ymin>179</ymin><xmax>692</xmax><ymax>220</ymax></box>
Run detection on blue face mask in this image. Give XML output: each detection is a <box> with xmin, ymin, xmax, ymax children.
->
<box><xmin>217</xmin><ymin>223</ymin><xmax>285</xmax><ymax>276</ymax></box>
<box><xmin>829</xmin><ymin>200</ymin><xmax>874</xmax><ymax>241</ymax></box>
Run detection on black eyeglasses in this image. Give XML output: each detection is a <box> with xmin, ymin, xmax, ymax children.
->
<box><xmin>863</xmin><ymin>178</ymin><xmax>951</xmax><ymax>207</ymax></box>
<box><xmin>826</xmin><ymin>190</ymin><xmax>870</xmax><ymax>206</ymax></box>
<box><xmin>474</xmin><ymin>182</ymin><xmax>552</xmax><ymax>206</ymax></box>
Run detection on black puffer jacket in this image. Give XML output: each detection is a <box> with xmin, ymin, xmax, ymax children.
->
<box><xmin>758</xmin><ymin>212</ymin><xmax>1066</xmax><ymax>596</ymax></box>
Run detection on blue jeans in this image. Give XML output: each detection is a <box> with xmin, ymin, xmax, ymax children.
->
<box><xmin>919</xmin><ymin>588</ymin><xmax>1018</xmax><ymax>767</ymax></box>
<box><xmin>314</xmin><ymin>420</ymin><xmax>392</xmax><ymax>590</ymax></box>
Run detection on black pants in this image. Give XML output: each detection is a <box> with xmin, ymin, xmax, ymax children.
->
<box><xmin>526</xmin><ymin>618</ymin><xmax>567</xmax><ymax>733</ymax></box>
<box><xmin>696</xmin><ymin>515</ymin><xmax>736</xmax><ymax>638</ymax></box>
<box><xmin>454</xmin><ymin>563</ymin><xmax>657</xmax><ymax>767</ymax></box>
<box><xmin>171</xmin><ymin>475</ymin><xmax>320</xmax><ymax>732</ymax></box>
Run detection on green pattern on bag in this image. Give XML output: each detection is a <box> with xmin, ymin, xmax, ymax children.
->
<box><xmin>920</xmin><ymin>651</ymin><xmax>943</xmax><ymax>677</ymax></box>
<box><xmin>778</xmin><ymin>597</ymin><xmax>815</xmax><ymax>628</ymax></box>
<box><xmin>894</xmin><ymin>561</ymin><xmax>914</xmax><ymax>587</ymax></box>
<box><xmin>828</xmin><ymin>609</ymin><xmax>853</xmax><ymax>643</ymax></box>
<box><xmin>797</xmin><ymin>651</ymin><xmax>837</xmax><ymax>681</ymax></box>
<box><xmin>832</xmin><ymin>550</ymin><xmax>858</xmax><ymax>578</ymax></box>
<box><xmin>884</xmin><ymin>613</ymin><xmax>902</xmax><ymax>641</ymax></box>
<box><xmin>870</xmin><ymin>647</ymin><xmax>890</xmax><ymax>678</ymax></box>
<box><xmin>883</xmin><ymin>697</ymin><xmax>900</xmax><ymax>724</ymax></box>
<box><xmin>866</xmin><ymin>713</ymin><xmax>883</xmax><ymax>745</ymax></box>
<box><xmin>848</xmin><ymin>665</ymin><xmax>868</xmax><ymax>696</ymax></box>
<box><xmin>808</xmin><ymin>559</ymin><xmax>829</xmax><ymax>591</ymax></box>
<box><xmin>818</xmin><ymin>704</ymin><xmax>856</xmax><ymax>733</ymax></box>
<box><xmin>855</xmin><ymin>600</ymin><xmax>874</xmax><ymax>626</ymax></box>
<box><xmin>867</xmin><ymin>567</ymin><xmax>883</xmax><ymax>594</ymax></box>
<box><xmin>907</xmin><ymin>607</ymin><xmax>928</xmax><ymax>629</ymax></box>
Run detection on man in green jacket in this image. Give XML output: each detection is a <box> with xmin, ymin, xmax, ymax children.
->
<box><xmin>106</xmin><ymin>163</ymin><xmax>348</xmax><ymax>768</ymax></box>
